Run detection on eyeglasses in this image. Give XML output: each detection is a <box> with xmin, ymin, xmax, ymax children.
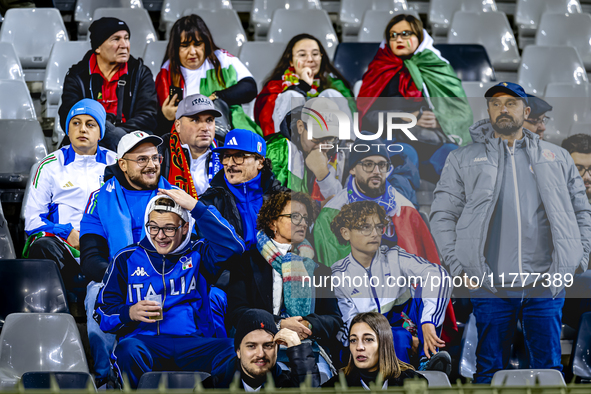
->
<box><xmin>122</xmin><ymin>154</ymin><xmax>163</xmax><ymax>168</ymax></box>
<box><xmin>357</xmin><ymin>160</ymin><xmax>391</xmax><ymax>173</ymax></box>
<box><xmin>145</xmin><ymin>224</ymin><xmax>182</xmax><ymax>237</ymax></box>
<box><xmin>220</xmin><ymin>152</ymin><xmax>256</xmax><ymax>165</ymax></box>
<box><xmin>576</xmin><ymin>165</ymin><xmax>591</xmax><ymax>177</ymax></box>
<box><xmin>525</xmin><ymin>116</ymin><xmax>551</xmax><ymax>126</ymax></box>
<box><xmin>353</xmin><ymin>223</ymin><xmax>387</xmax><ymax>236</ymax></box>
<box><xmin>389</xmin><ymin>30</ymin><xmax>415</xmax><ymax>40</ymax></box>
<box><xmin>310</xmin><ymin>136</ymin><xmax>338</xmax><ymax>145</ymax></box>
<box><xmin>278</xmin><ymin>213</ymin><xmax>309</xmax><ymax>226</ymax></box>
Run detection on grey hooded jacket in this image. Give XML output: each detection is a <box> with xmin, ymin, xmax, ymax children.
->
<box><xmin>430</xmin><ymin>119</ymin><xmax>591</xmax><ymax>296</ymax></box>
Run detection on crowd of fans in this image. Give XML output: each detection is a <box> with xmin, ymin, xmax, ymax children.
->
<box><xmin>19</xmin><ymin>8</ymin><xmax>591</xmax><ymax>390</ymax></box>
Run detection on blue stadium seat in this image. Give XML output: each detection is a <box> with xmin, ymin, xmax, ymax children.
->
<box><xmin>20</xmin><ymin>372</ymin><xmax>96</xmax><ymax>390</ymax></box>
<box><xmin>137</xmin><ymin>372</ymin><xmax>210</xmax><ymax>389</ymax></box>
<box><xmin>433</xmin><ymin>44</ymin><xmax>496</xmax><ymax>82</ymax></box>
<box><xmin>332</xmin><ymin>42</ymin><xmax>379</xmax><ymax>87</ymax></box>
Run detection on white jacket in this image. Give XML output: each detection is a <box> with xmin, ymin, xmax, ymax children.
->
<box><xmin>24</xmin><ymin>145</ymin><xmax>117</xmax><ymax>239</ymax></box>
<box><xmin>331</xmin><ymin>246</ymin><xmax>451</xmax><ymax>343</ymax></box>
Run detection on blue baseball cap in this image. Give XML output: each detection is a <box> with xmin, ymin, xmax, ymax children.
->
<box><xmin>65</xmin><ymin>98</ymin><xmax>106</xmax><ymax>140</ymax></box>
<box><xmin>213</xmin><ymin>129</ymin><xmax>267</xmax><ymax>157</ymax></box>
<box><xmin>485</xmin><ymin>82</ymin><xmax>529</xmax><ymax>104</ymax></box>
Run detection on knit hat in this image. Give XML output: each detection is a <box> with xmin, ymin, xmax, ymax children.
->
<box><xmin>348</xmin><ymin>135</ymin><xmax>391</xmax><ymax>172</ymax></box>
<box><xmin>65</xmin><ymin>98</ymin><xmax>106</xmax><ymax>140</ymax></box>
<box><xmin>234</xmin><ymin>309</ymin><xmax>278</xmax><ymax>349</ymax></box>
<box><xmin>89</xmin><ymin>17</ymin><xmax>131</xmax><ymax>51</ymax></box>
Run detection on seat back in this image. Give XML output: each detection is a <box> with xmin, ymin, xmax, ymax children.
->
<box><xmin>572</xmin><ymin>312</ymin><xmax>591</xmax><ymax>380</ymax></box>
<box><xmin>461</xmin><ymin>0</ymin><xmax>497</xmax><ymax>12</ymax></box>
<box><xmin>0</xmin><ymin>120</ymin><xmax>47</xmax><ymax>188</ymax></box>
<box><xmin>416</xmin><ymin>371</ymin><xmax>451</xmax><ymax>387</ymax></box>
<box><xmin>43</xmin><ymin>41</ymin><xmax>91</xmax><ymax>107</ymax></box>
<box><xmin>461</xmin><ymin>81</ymin><xmax>497</xmax><ymax>122</ymax></box>
<box><xmin>333</xmin><ymin>42</ymin><xmax>379</xmax><ymax>86</ymax></box>
<box><xmin>536</xmin><ymin>12</ymin><xmax>591</xmax><ymax>68</ymax></box>
<box><xmin>518</xmin><ymin>45</ymin><xmax>588</xmax><ymax>95</ymax></box>
<box><xmin>0</xmin><ymin>313</ymin><xmax>87</xmax><ymax>389</ymax></box>
<box><xmin>434</xmin><ymin>44</ymin><xmax>496</xmax><ymax>82</ymax></box>
<box><xmin>251</xmin><ymin>0</ymin><xmax>321</xmax><ymax>39</ymax></box>
<box><xmin>0</xmin><ymin>8</ymin><xmax>68</xmax><ymax>69</ymax></box>
<box><xmin>0</xmin><ymin>80</ymin><xmax>36</xmax><ymax>120</ymax></box>
<box><xmin>429</xmin><ymin>0</ymin><xmax>463</xmax><ymax>36</ymax></box>
<box><xmin>543</xmin><ymin>82</ymin><xmax>591</xmax><ymax>144</ymax></box>
<box><xmin>448</xmin><ymin>11</ymin><xmax>520</xmax><ymax>71</ymax></box>
<box><xmin>182</xmin><ymin>9</ymin><xmax>245</xmax><ymax>56</ymax></box>
<box><xmin>491</xmin><ymin>369</ymin><xmax>566</xmax><ymax>386</ymax></box>
<box><xmin>239</xmin><ymin>42</ymin><xmax>285</xmax><ymax>90</ymax></box>
<box><xmin>267</xmin><ymin>9</ymin><xmax>338</xmax><ymax>59</ymax></box>
<box><xmin>160</xmin><ymin>0</ymin><xmax>232</xmax><ymax>35</ymax></box>
<box><xmin>142</xmin><ymin>40</ymin><xmax>168</xmax><ymax>80</ymax></box>
<box><xmin>568</xmin><ymin>123</ymin><xmax>591</xmax><ymax>137</ymax></box>
<box><xmin>75</xmin><ymin>0</ymin><xmax>143</xmax><ymax>37</ymax></box>
<box><xmin>0</xmin><ymin>204</ymin><xmax>15</xmax><ymax>260</ymax></box>
<box><xmin>357</xmin><ymin>9</ymin><xmax>419</xmax><ymax>43</ymax></box>
<box><xmin>516</xmin><ymin>0</ymin><xmax>581</xmax><ymax>34</ymax></box>
<box><xmin>0</xmin><ymin>42</ymin><xmax>24</xmax><ymax>81</ymax></box>
<box><xmin>137</xmin><ymin>372</ymin><xmax>211</xmax><ymax>389</ymax></box>
<box><xmin>21</xmin><ymin>372</ymin><xmax>95</xmax><ymax>390</ymax></box>
<box><xmin>91</xmin><ymin>8</ymin><xmax>157</xmax><ymax>58</ymax></box>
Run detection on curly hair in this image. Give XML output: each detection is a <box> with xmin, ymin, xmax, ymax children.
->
<box><xmin>330</xmin><ymin>201</ymin><xmax>389</xmax><ymax>245</ymax></box>
<box><xmin>257</xmin><ymin>191</ymin><xmax>317</xmax><ymax>238</ymax></box>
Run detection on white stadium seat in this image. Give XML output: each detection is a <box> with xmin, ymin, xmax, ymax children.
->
<box><xmin>357</xmin><ymin>9</ymin><xmax>420</xmax><ymax>43</ymax></box>
<box><xmin>448</xmin><ymin>11</ymin><xmax>520</xmax><ymax>71</ymax></box>
<box><xmin>0</xmin><ymin>42</ymin><xmax>24</xmax><ymax>81</ymax></box>
<box><xmin>75</xmin><ymin>0</ymin><xmax>143</xmax><ymax>39</ymax></box>
<box><xmin>182</xmin><ymin>9</ymin><xmax>246</xmax><ymax>57</ymax></box>
<box><xmin>90</xmin><ymin>8</ymin><xmax>157</xmax><ymax>58</ymax></box>
<box><xmin>142</xmin><ymin>40</ymin><xmax>168</xmax><ymax>81</ymax></box>
<box><xmin>461</xmin><ymin>81</ymin><xmax>497</xmax><ymax>123</ymax></box>
<box><xmin>251</xmin><ymin>0</ymin><xmax>321</xmax><ymax>41</ymax></box>
<box><xmin>267</xmin><ymin>9</ymin><xmax>338</xmax><ymax>59</ymax></box>
<box><xmin>160</xmin><ymin>0</ymin><xmax>232</xmax><ymax>37</ymax></box>
<box><xmin>340</xmin><ymin>0</ymin><xmax>408</xmax><ymax>40</ymax></box>
<box><xmin>239</xmin><ymin>42</ymin><xmax>285</xmax><ymax>90</ymax></box>
<box><xmin>536</xmin><ymin>12</ymin><xmax>591</xmax><ymax>70</ymax></box>
<box><xmin>429</xmin><ymin>0</ymin><xmax>496</xmax><ymax>38</ymax></box>
<box><xmin>491</xmin><ymin>369</ymin><xmax>566</xmax><ymax>386</ymax></box>
<box><xmin>516</xmin><ymin>0</ymin><xmax>581</xmax><ymax>39</ymax></box>
<box><xmin>0</xmin><ymin>80</ymin><xmax>36</xmax><ymax>120</ymax></box>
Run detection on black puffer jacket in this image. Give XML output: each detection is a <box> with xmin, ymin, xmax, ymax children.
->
<box><xmin>59</xmin><ymin>50</ymin><xmax>158</xmax><ymax>145</ymax></box>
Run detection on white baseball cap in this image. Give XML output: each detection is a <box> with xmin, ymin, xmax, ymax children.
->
<box><xmin>146</xmin><ymin>194</ymin><xmax>189</xmax><ymax>224</ymax></box>
<box><xmin>300</xmin><ymin>97</ymin><xmax>342</xmax><ymax>139</ymax></box>
<box><xmin>117</xmin><ymin>131</ymin><xmax>163</xmax><ymax>159</ymax></box>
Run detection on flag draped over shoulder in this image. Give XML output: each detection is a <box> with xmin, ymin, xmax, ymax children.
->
<box><xmin>358</xmin><ymin>30</ymin><xmax>473</xmax><ymax>146</ymax></box>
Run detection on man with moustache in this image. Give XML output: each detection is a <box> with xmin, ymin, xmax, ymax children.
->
<box><xmin>430</xmin><ymin>82</ymin><xmax>591</xmax><ymax>383</ymax></box>
<box><xmin>80</xmin><ymin>131</ymin><xmax>173</xmax><ymax>387</ymax></box>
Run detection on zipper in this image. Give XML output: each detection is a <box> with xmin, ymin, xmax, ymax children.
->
<box><xmin>351</xmin><ymin>253</ymin><xmax>382</xmax><ymax>313</ymax></box>
<box><xmin>506</xmin><ymin>143</ymin><xmax>524</xmax><ymax>282</ymax></box>
<box><xmin>159</xmin><ymin>257</ymin><xmax>166</xmax><ymax>335</ymax></box>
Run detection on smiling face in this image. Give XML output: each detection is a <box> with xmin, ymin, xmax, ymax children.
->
<box><xmin>487</xmin><ymin>93</ymin><xmax>531</xmax><ymax>136</ymax></box>
<box><xmin>68</xmin><ymin>114</ymin><xmax>100</xmax><ymax>155</ymax></box>
<box><xmin>95</xmin><ymin>30</ymin><xmax>130</xmax><ymax>65</ymax></box>
<box><xmin>178</xmin><ymin>31</ymin><xmax>206</xmax><ymax>70</ymax></box>
<box><xmin>290</xmin><ymin>38</ymin><xmax>322</xmax><ymax>77</ymax></box>
<box><xmin>222</xmin><ymin>149</ymin><xmax>264</xmax><ymax>185</ymax></box>
<box><xmin>148</xmin><ymin>210</ymin><xmax>188</xmax><ymax>255</ymax></box>
<box><xmin>388</xmin><ymin>20</ymin><xmax>420</xmax><ymax>57</ymax></box>
<box><xmin>349</xmin><ymin>322</ymin><xmax>379</xmax><ymax>372</ymax></box>
<box><xmin>119</xmin><ymin>142</ymin><xmax>161</xmax><ymax>190</ymax></box>
<box><xmin>237</xmin><ymin>329</ymin><xmax>278</xmax><ymax>379</ymax></box>
<box><xmin>350</xmin><ymin>155</ymin><xmax>389</xmax><ymax>198</ymax></box>
<box><xmin>175</xmin><ymin>113</ymin><xmax>216</xmax><ymax>152</ymax></box>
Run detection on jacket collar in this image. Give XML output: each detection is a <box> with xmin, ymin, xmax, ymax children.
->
<box><xmin>469</xmin><ymin>119</ymin><xmax>540</xmax><ymax>150</ymax></box>
<box><xmin>62</xmin><ymin>144</ymin><xmax>108</xmax><ymax>166</ymax></box>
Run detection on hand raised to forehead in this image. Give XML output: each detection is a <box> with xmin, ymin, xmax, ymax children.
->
<box><xmin>158</xmin><ymin>188</ymin><xmax>197</xmax><ymax>211</ymax></box>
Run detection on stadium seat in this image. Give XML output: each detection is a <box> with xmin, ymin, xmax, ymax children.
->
<box><xmin>571</xmin><ymin>312</ymin><xmax>591</xmax><ymax>381</ymax></box>
<box><xmin>491</xmin><ymin>369</ymin><xmax>566</xmax><ymax>386</ymax></box>
<box><xmin>42</xmin><ymin>41</ymin><xmax>91</xmax><ymax>119</ymax></box>
<box><xmin>0</xmin><ymin>80</ymin><xmax>36</xmax><ymax>120</ymax></box>
<box><xmin>160</xmin><ymin>0</ymin><xmax>232</xmax><ymax>37</ymax></box>
<box><xmin>544</xmin><ymin>81</ymin><xmax>591</xmax><ymax>98</ymax></box>
<box><xmin>0</xmin><ymin>260</ymin><xmax>69</xmax><ymax>330</ymax></box>
<box><xmin>90</xmin><ymin>8</ymin><xmax>157</xmax><ymax>58</ymax></box>
<box><xmin>0</xmin><ymin>8</ymin><xmax>68</xmax><ymax>81</ymax></box>
<box><xmin>515</xmin><ymin>0</ymin><xmax>582</xmax><ymax>43</ymax></box>
<box><xmin>433</xmin><ymin>44</ymin><xmax>496</xmax><ymax>82</ymax></box>
<box><xmin>52</xmin><ymin>98</ymin><xmax>66</xmax><ymax>149</ymax></box>
<box><xmin>182</xmin><ymin>9</ymin><xmax>245</xmax><ymax>56</ymax></box>
<box><xmin>544</xmin><ymin>82</ymin><xmax>591</xmax><ymax>144</ymax></box>
<box><xmin>517</xmin><ymin>45</ymin><xmax>588</xmax><ymax>95</ymax></box>
<box><xmin>0</xmin><ymin>204</ymin><xmax>16</xmax><ymax>260</ymax></box>
<box><xmin>447</xmin><ymin>11</ymin><xmax>520</xmax><ymax>71</ymax></box>
<box><xmin>0</xmin><ymin>42</ymin><xmax>24</xmax><ymax>81</ymax></box>
<box><xmin>74</xmin><ymin>0</ymin><xmax>143</xmax><ymax>39</ymax></box>
<box><xmin>20</xmin><ymin>162</ymin><xmax>41</xmax><ymax>229</ymax></box>
<box><xmin>429</xmin><ymin>0</ymin><xmax>497</xmax><ymax>38</ymax></box>
<box><xmin>416</xmin><ymin>371</ymin><xmax>451</xmax><ymax>387</ymax></box>
<box><xmin>21</xmin><ymin>372</ymin><xmax>96</xmax><ymax>390</ymax></box>
<box><xmin>459</xmin><ymin>313</ymin><xmax>478</xmax><ymax>379</ymax></box>
<box><xmin>251</xmin><ymin>0</ymin><xmax>321</xmax><ymax>41</ymax></box>
<box><xmin>536</xmin><ymin>12</ymin><xmax>591</xmax><ymax>70</ymax></box>
<box><xmin>0</xmin><ymin>120</ymin><xmax>48</xmax><ymax>189</ymax></box>
<box><xmin>267</xmin><ymin>9</ymin><xmax>338</xmax><ymax>59</ymax></box>
<box><xmin>357</xmin><ymin>9</ymin><xmax>420</xmax><ymax>43</ymax></box>
<box><xmin>142</xmin><ymin>40</ymin><xmax>168</xmax><ymax>81</ymax></box>
<box><xmin>137</xmin><ymin>372</ymin><xmax>211</xmax><ymax>389</ymax></box>
<box><xmin>419</xmin><ymin>211</ymin><xmax>431</xmax><ymax>231</ymax></box>
<box><xmin>461</xmin><ymin>81</ymin><xmax>497</xmax><ymax>122</ymax></box>
<box><xmin>568</xmin><ymin>122</ymin><xmax>591</xmax><ymax>137</ymax></box>
<box><xmin>238</xmin><ymin>42</ymin><xmax>285</xmax><ymax>90</ymax></box>
<box><xmin>340</xmin><ymin>0</ymin><xmax>409</xmax><ymax>40</ymax></box>
<box><xmin>0</xmin><ymin>313</ymin><xmax>88</xmax><ymax>389</ymax></box>
<box><xmin>333</xmin><ymin>42</ymin><xmax>379</xmax><ymax>87</ymax></box>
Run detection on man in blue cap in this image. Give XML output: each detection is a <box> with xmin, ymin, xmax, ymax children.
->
<box><xmin>200</xmin><ymin>129</ymin><xmax>288</xmax><ymax>249</ymax></box>
<box><xmin>24</xmin><ymin>99</ymin><xmax>117</xmax><ymax>288</ymax></box>
<box><xmin>430</xmin><ymin>82</ymin><xmax>591</xmax><ymax>383</ymax></box>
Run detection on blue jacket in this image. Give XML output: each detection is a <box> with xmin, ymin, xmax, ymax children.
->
<box><xmin>94</xmin><ymin>201</ymin><xmax>245</xmax><ymax>339</ymax></box>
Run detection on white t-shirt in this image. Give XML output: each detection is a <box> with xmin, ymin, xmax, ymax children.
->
<box><xmin>184</xmin><ymin>145</ymin><xmax>211</xmax><ymax>196</ymax></box>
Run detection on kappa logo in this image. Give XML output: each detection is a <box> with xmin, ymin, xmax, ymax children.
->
<box><xmin>62</xmin><ymin>181</ymin><xmax>74</xmax><ymax>188</ymax></box>
<box><xmin>192</xmin><ymin>97</ymin><xmax>211</xmax><ymax>106</ymax></box>
<box><xmin>131</xmin><ymin>267</ymin><xmax>149</xmax><ymax>277</ymax></box>
<box><xmin>226</xmin><ymin>137</ymin><xmax>238</xmax><ymax>146</ymax></box>
<box><xmin>474</xmin><ymin>157</ymin><xmax>488</xmax><ymax>162</ymax></box>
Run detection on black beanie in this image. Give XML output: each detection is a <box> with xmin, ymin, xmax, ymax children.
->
<box><xmin>348</xmin><ymin>135</ymin><xmax>391</xmax><ymax>173</ymax></box>
<box><xmin>89</xmin><ymin>17</ymin><xmax>131</xmax><ymax>51</ymax></box>
<box><xmin>234</xmin><ymin>309</ymin><xmax>278</xmax><ymax>349</ymax></box>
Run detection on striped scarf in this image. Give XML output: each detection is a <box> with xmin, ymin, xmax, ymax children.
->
<box><xmin>256</xmin><ymin>230</ymin><xmax>316</xmax><ymax>317</ymax></box>
<box><xmin>23</xmin><ymin>232</ymin><xmax>80</xmax><ymax>260</ymax></box>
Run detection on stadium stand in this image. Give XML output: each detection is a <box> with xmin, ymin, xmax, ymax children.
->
<box><xmin>491</xmin><ymin>369</ymin><xmax>567</xmax><ymax>386</ymax></box>
<box><xmin>429</xmin><ymin>0</ymin><xmax>498</xmax><ymax>39</ymax></box>
<box><xmin>0</xmin><ymin>80</ymin><xmax>36</xmax><ymax>120</ymax></box>
<box><xmin>0</xmin><ymin>204</ymin><xmax>16</xmax><ymax>260</ymax></box>
<box><xmin>0</xmin><ymin>42</ymin><xmax>24</xmax><ymax>81</ymax></box>
<box><xmin>142</xmin><ymin>40</ymin><xmax>167</xmax><ymax>80</ymax></box>
<box><xmin>416</xmin><ymin>371</ymin><xmax>452</xmax><ymax>387</ymax></box>
<box><xmin>357</xmin><ymin>9</ymin><xmax>420</xmax><ymax>42</ymax></box>
<box><xmin>181</xmin><ymin>9</ymin><xmax>246</xmax><ymax>56</ymax></box>
<box><xmin>536</xmin><ymin>12</ymin><xmax>591</xmax><ymax>70</ymax></box>
<box><xmin>20</xmin><ymin>371</ymin><xmax>96</xmax><ymax>390</ymax></box>
<box><xmin>0</xmin><ymin>313</ymin><xmax>88</xmax><ymax>389</ymax></box>
<box><xmin>137</xmin><ymin>372</ymin><xmax>211</xmax><ymax>389</ymax></box>
<box><xmin>250</xmin><ymin>0</ymin><xmax>322</xmax><ymax>41</ymax></box>
<box><xmin>515</xmin><ymin>0</ymin><xmax>582</xmax><ymax>48</ymax></box>
<box><xmin>339</xmin><ymin>0</ymin><xmax>409</xmax><ymax>41</ymax></box>
<box><xmin>159</xmin><ymin>0</ymin><xmax>232</xmax><ymax>38</ymax></box>
<box><xmin>238</xmin><ymin>41</ymin><xmax>284</xmax><ymax>90</ymax></box>
<box><xmin>74</xmin><ymin>0</ymin><xmax>143</xmax><ymax>40</ymax></box>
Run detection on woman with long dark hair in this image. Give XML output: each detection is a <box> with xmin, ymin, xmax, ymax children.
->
<box><xmin>155</xmin><ymin>14</ymin><xmax>261</xmax><ymax>135</ymax></box>
<box><xmin>323</xmin><ymin>312</ymin><xmax>425</xmax><ymax>388</ymax></box>
<box><xmin>254</xmin><ymin>33</ymin><xmax>355</xmax><ymax>136</ymax></box>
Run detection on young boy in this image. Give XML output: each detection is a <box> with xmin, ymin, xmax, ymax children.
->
<box><xmin>94</xmin><ymin>188</ymin><xmax>245</xmax><ymax>388</ymax></box>
<box><xmin>330</xmin><ymin>201</ymin><xmax>452</xmax><ymax>373</ymax></box>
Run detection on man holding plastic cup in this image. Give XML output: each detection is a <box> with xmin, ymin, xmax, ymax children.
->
<box><xmin>94</xmin><ymin>188</ymin><xmax>245</xmax><ymax>388</ymax></box>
